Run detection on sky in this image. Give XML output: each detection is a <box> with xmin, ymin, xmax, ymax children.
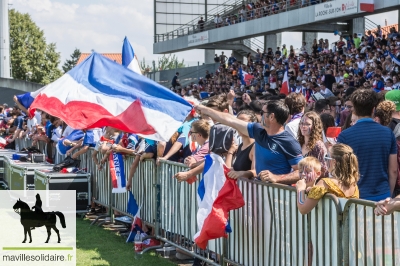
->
<box><xmin>8</xmin><ymin>0</ymin><xmax>398</xmax><ymax>68</ymax></box>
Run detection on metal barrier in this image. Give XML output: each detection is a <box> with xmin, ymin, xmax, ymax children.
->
<box><xmin>13</xmin><ymin>138</ymin><xmax>400</xmax><ymax>266</ymax></box>
<box><xmin>343</xmin><ymin>199</ymin><xmax>400</xmax><ymax>266</ymax></box>
<box><xmin>158</xmin><ymin>160</ymin><xmax>223</xmax><ymax>265</ymax></box>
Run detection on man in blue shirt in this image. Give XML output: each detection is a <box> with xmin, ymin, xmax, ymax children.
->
<box><xmin>194</xmin><ymin>100</ymin><xmax>303</xmax><ymax>184</ymax></box>
<box><xmin>337</xmin><ymin>89</ymin><xmax>397</xmax><ymax>201</ymax></box>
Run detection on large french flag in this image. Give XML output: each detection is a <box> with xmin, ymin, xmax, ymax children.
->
<box><xmin>15</xmin><ymin>87</ymin><xmax>45</xmax><ymax>109</ymax></box>
<box><xmin>360</xmin><ymin>0</ymin><xmax>374</xmax><ymax>12</ymax></box>
<box><xmin>194</xmin><ymin>154</ymin><xmax>245</xmax><ymax>249</ymax></box>
<box><xmin>280</xmin><ymin>71</ymin><xmax>290</xmax><ymax>95</ymax></box>
<box><xmin>122</xmin><ymin>37</ymin><xmax>142</xmax><ymax>75</ymax></box>
<box><xmin>31</xmin><ymin>53</ymin><xmax>193</xmax><ymax>142</ymax></box>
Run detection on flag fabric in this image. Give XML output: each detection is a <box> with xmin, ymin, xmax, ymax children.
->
<box><xmin>56</xmin><ymin>130</ymin><xmax>84</xmax><ymax>155</ymax></box>
<box><xmin>109</xmin><ymin>152</ymin><xmax>126</xmax><ymax>193</ymax></box>
<box><xmin>360</xmin><ymin>0</ymin><xmax>374</xmax><ymax>12</ymax></box>
<box><xmin>280</xmin><ymin>71</ymin><xmax>290</xmax><ymax>95</ymax></box>
<box><xmin>30</xmin><ymin>53</ymin><xmax>193</xmax><ymax>142</ymax></box>
<box><xmin>389</xmin><ymin>52</ymin><xmax>400</xmax><ymax>66</ymax></box>
<box><xmin>122</xmin><ymin>37</ymin><xmax>142</xmax><ymax>75</ymax></box>
<box><xmin>194</xmin><ymin>153</ymin><xmax>245</xmax><ymax>249</ymax></box>
<box><xmin>15</xmin><ymin>87</ymin><xmax>45</xmax><ymax>110</ymax></box>
<box><xmin>126</xmin><ymin>191</ymin><xmax>145</xmax><ymax>243</ymax></box>
<box><xmin>239</xmin><ymin>67</ymin><xmax>254</xmax><ymax>86</ymax></box>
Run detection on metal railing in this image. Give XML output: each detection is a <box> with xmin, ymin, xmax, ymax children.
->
<box><xmin>6</xmin><ymin>138</ymin><xmax>400</xmax><ymax>266</ymax></box>
<box><xmin>365</xmin><ymin>17</ymin><xmax>391</xmax><ymax>37</ymax></box>
<box><xmin>343</xmin><ymin>199</ymin><xmax>400</xmax><ymax>266</ymax></box>
<box><xmin>155</xmin><ymin>0</ymin><xmax>332</xmax><ymax>43</ymax></box>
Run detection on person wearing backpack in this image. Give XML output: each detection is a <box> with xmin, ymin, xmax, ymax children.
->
<box><xmin>193</xmin><ymin>99</ymin><xmax>303</xmax><ymax>184</ymax></box>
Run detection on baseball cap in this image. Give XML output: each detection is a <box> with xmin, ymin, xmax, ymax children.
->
<box><xmin>301</xmin><ymin>80</ymin><xmax>307</xmax><ymax>84</ymax></box>
<box><xmin>385</xmin><ymin>90</ymin><xmax>400</xmax><ymax>111</ymax></box>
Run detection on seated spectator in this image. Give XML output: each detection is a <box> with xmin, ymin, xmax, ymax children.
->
<box><xmin>296</xmin><ymin>143</ymin><xmax>359</xmax><ymax>214</ymax></box>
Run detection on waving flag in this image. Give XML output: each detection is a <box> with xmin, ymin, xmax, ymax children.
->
<box><xmin>194</xmin><ymin>154</ymin><xmax>245</xmax><ymax>249</ymax></box>
<box><xmin>239</xmin><ymin>67</ymin><xmax>254</xmax><ymax>86</ymax></box>
<box><xmin>126</xmin><ymin>191</ymin><xmax>145</xmax><ymax>243</ymax></box>
<box><xmin>31</xmin><ymin>53</ymin><xmax>193</xmax><ymax>142</ymax></box>
<box><xmin>280</xmin><ymin>71</ymin><xmax>289</xmax><ymax>95</ymax></box>
<box><xmin>122</xmin><ymin>37</ymin><xmax>142</xmax><ymax>75</ymax></box>
<box><xmin>360</xmin><ymin>0</ymin><xmax>374</xmax><ymax>12</ymax></box>
<box><xmin>15</xmin><ymin>88</ymin><xmax>45</xmax><ymax>110</ymax></box>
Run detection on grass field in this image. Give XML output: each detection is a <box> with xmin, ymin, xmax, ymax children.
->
<box><xmin>76</xmin><ymin>218</ymin><xmax>176</xmax><ymax>266</ymax></box>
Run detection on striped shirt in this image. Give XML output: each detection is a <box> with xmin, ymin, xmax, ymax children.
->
<box><xmin>337</xmin><ymin>118</ymin><xmax>397</xmax><ymax>200</ymax></box>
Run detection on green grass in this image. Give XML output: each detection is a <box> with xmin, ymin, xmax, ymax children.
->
<box><xmin>76</xmin><ymin>218</ymin><xmax>176</xmax><ymax>266</ymax></box>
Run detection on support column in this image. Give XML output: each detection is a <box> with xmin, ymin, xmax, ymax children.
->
<box><xmin>352</xmin><ymin>17</ymin><xmax>365</xmax><ymax>36</ymax></box>
<box><xmin>0</xmin><ymin>0</ymin><xmax>11</xmax><ymax>78</ymax></box>
<box><xmin>204</xmin><ymin>49</ymin><xmax>215</xmax><ymax>64</ymax></box>
<box><xmin>264</xmin><ymin>34</ymin><xmax>282</xmax><ymax>51</ymax></box>
<box><xmin>302</xmin><ymin>32</ymin><xmax>318</xmax><ymax>54</ymax></box>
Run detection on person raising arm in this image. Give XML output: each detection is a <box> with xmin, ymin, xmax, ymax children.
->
<box><xmin>195</xmin><ymin>100</ymin><xmax>303</xmax><ymax>184</ymax></box>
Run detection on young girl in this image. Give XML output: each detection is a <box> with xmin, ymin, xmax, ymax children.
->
<box><xmin>296</xmin><ymin>143</ymin><xmax>359</xmax><ymax>214</ymax></box>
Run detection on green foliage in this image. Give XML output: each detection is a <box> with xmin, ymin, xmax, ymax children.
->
<box><xmin>62</xmin><ymin>48</ymin><xmax>81</xmax><ymax>73</ymax></box>
<box><xmin>9</xmin><ymin>9</ymin><xmax>62</xmax><ymax>84</ymax></box>
<box><xmin>157</xmin><ymin>54</ymin><xmax>185</xmax><ymax>71</ymax></box>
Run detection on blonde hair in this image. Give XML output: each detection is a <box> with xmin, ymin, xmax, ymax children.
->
<box><xmin>191</xmin><ymin>119</ymin><xmax>211</xmax><ymax>139</ymax></box>
<box><xmin>298</xmin><ymin>157</ymin><xmax>322</xmax><ymax>173</ymax></box>
<box><xmin>330</xmin><ymin>144</ymin><xmax>359</xmax><ymax>187</ymax></box>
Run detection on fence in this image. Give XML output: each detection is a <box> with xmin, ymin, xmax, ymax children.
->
<box><xmin>6</xmin><ymin>138</ymin><xmax>400</xmax><ymax>265</ymax></box>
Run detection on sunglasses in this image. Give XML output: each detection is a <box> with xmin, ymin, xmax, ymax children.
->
<box><xmin>189</xmin><ymin>131</ymin><xmax>198</xmax><ymax>135</ymax></box>
<box><xmin>324</xmin><ymin>154</ymin><xmax>335</xmax><ymax>169</ymax></box>
<box><xmin>260</xmin><ymin>110</ymin><xmax>270</xmax><ymax>116</ymax></box>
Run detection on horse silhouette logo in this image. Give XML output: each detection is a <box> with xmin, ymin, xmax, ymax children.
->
<box><xmin>13</xmin><ymin>193</ymin><xmax>66</xmax><ymax>243</ymax></box>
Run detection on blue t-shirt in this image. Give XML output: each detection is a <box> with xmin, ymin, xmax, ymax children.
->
<box><xmin>13</xmin><ymin>116</ymin><xmax>24</xmax><ymax>130</ymax></box>
<box><xmin>337</xmin><ymin>118</ymin><xmax>397</xmax><ymax>200</ymax></box>
<box><xmin>247</xmin><ymin>123</ymin><xmax>303</xmax><ymax>175</ymax></box>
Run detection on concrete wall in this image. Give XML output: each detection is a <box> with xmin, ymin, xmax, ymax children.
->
<box><xmin>154</xmin><ymin>0</ymin><xmax>400</xmax><ymax>54</ymax></box>
<box><xmin>0</xmin><ymin>78</ymin><xmax>43</xmax><ymax>106</ymax></box>
<box><xmin>146</xmin><ymin>63</ymin><xmax>220</xmax><ymax>88</ymax></box>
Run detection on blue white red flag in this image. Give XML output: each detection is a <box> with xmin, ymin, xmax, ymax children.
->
<box><xmin>15</xmin><ymin>88</ymin><xmax>44</xmax><ymax>110</ymax></box>
<box><xmin>122</xmin><ymin>37</ymin><xmax>142</xmax><ymax>75</ymax></box>
<box><xmin>194</xmin><ymin>154</ymin><xmax>245</xmax><ymax>249</ymax></box>
<box><xmin>239</xmin><ymin>67</ymin><xmax>254</xmax><ymax>86</ymax></box>
<box><xmin>126</xmin><ymin>191</ymin><xmax>149</xmax><ymax>244</ymax></box>
<box><xmin>30</xmin><ymin>53</ymin><xmax>193</xmax><ymax>142</ymax></box>
<box><xmin>109</xmin><ymin>152</ymin><xmax>126</xmax><ymax>193</ymax></box>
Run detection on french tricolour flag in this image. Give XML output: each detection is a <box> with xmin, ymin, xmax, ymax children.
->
<box><xmin>31</xmin><ymin>53</ymin><xmax>193</xmax><ymax>142</ymax></box>
<box><xmin>239</xmin><ymin>67</ymin><xmax>254</xmax><ymax>86</ymax></box>
<box><xmin>194</xmin><ymin>154</ymin><xmax>245</xmax><ymax>249</ymax></box>
<box><xmin>280</xmin><ymin>71</ymin><xmax>290</xmax><ymax>95</ymax></box>
<box><xmin>122</xmin><ymin>37</ymin><xmax>142</xmax><ymax>75</ymax></box>
<box><xmin>360</xmin><ymin>0</ymin><xmax>374</xmax><ymax>12</ymax></box>
<box><xmin>16</xmin><ymin>88</ymin><xmax>45</xmax><ymax>110</ymax></box>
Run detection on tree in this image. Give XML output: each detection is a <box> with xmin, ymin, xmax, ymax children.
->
<box><xmin>157</xmin><ymin>54</ymin><xmax>185</xmax><ymax>71</ymax></box>
<box><xmin>9</xmin><ymin>9</ymin><xmax>62</xmax><ymax>84</ymax></box>
<box><xmin>62</xmin><ymin>48</ymin><xmax>81</xmax><ymax>73</ymax></box>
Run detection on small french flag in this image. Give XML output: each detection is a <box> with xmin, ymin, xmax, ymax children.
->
<box><xmin>122</xmin><ymin>37</ymin><xmax>143</xmax><ymax>75</ymax></box>
<box><xmin>360</xmin><ymin>0</ymin><xmax>374</xmax><ymax>12</ymax></box>
<box><xmin>280</xmin><ymin>71</ymin><xmax>290</xmax><ymax>96</ymax></box>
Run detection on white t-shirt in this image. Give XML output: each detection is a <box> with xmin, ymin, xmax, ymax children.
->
<box><xmin>62</xmin><ymin>126</ymin><xmax>74</xmax><ymax>138</ymax></box>
<box><xmin>285</xmin><ymin>119</ymin><xmax>301</xmax><ymax>140</ymax></box>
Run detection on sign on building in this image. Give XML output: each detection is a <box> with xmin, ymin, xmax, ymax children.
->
<box><xmin>315</xmin><ymin>0</ymin><xmax>358</xmax><ymax>21</ymax></box>
<box><xmin>188</xmin><ymin>31</ymin><xmax>209</xmax><ymax>47</ymax></box>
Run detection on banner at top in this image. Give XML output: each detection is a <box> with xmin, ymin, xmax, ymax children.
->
<box><xmin>315</xmin><ymin>0</ymin><xmax>358</xmax><ymax>21</ymax></box>
<box><xmin>188</xmin><ymin>31</ymin><xmax>209</xmax><ymax>47</ymax></box>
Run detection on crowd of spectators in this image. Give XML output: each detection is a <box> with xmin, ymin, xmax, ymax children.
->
<box><xmin>2</xmin><ymin>22</ymin><xmax>400</xmax><ymax>266</ymax></box>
